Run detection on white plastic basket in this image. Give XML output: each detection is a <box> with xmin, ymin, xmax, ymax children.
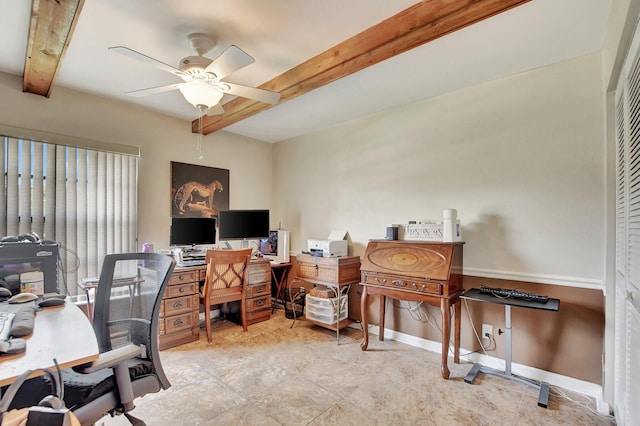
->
<box><xmin>305</xmin><ymin>294</ymin><xmax>348</xmax><ymax>325</ymax></box>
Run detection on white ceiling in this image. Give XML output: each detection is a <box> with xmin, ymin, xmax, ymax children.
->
<box><xmin>0</xmin><ymin>0</ymin><xmax>612</xmax><ymax>143</ymax></box>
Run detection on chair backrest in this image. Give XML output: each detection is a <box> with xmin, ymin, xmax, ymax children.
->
<box><xmin>203</xmin><ymin>248</ymin><xmax>252</xmax><ymax>299</ymax></box>
<box><xmin>92</xmin><ymin>252</ymin><xmax>175</xmax><ymax>388</ymax></box>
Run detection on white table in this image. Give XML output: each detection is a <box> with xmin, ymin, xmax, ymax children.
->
<box><xmin>0</xmin><ymin>300</ymin><xmax>99</xmax><ymax>387</ymax></box>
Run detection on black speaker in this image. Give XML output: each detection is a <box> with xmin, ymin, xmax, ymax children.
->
<box><xmin>386</xmin><ymin>226</ymin><xmax>398</xmax><ymax>240</ymax></box>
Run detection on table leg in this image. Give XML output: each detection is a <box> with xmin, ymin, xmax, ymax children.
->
<box><xmin>379</xmin><ymin>294</ymin><xmax>386</xmax><ymax>342</ymax></box>
<box><xmin>85</xmin><ymin>288</ymin><xmax>93</xmax><ymax>322</ymax></box>
<box><xmin>454</xmin><ymin>298</ymin><xmax>461</xmax><ymax>364</ymax></box>
<box><xmin>464</xmin><ymin>302</ymin><xmax>550</xmax><ymax>408</ymax></box>
<box><xmin>360</xmin><ymin>286</ymin><xmax>369</xmax><ymax>350</ymax></box>
<box><xmin>440</xmin><ymin>298</ymin><xmax>451</xmax><ymax>379</ymax></box>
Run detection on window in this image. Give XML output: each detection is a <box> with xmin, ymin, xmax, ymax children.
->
<box><xmin>1</xmin><ymin>135</ymin><xmax>138</xmax><ymax>295</ymax></box>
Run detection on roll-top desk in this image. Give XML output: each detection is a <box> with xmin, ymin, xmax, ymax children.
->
<box><xmin>359</xmin><ymin>240</ymin><xmax>463</xmax><ymax>379</ymax></box>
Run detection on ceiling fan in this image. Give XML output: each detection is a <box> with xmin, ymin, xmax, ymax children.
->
<box><xmin>109</xmin><ymin>33</ymin><xmax>281</xmax><ymax>115</ymax></box>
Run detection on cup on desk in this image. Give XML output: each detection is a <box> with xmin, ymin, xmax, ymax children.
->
<box><xmin>171</xmin><ymin>248</ymin><xmax>183</xmax><ymax>264</ymax></box>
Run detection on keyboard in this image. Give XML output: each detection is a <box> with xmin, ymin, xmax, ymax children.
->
<box><xmin>479</xmin><ymin>285</ymin><xmax>549</xmax><ymax>303</ymax></box>
<box><xmin>178</xmin><ymin>259</ymin><xmax>206</xmax><ymax>267</ymax></box>
<box><xmin>0</xmin><ymin>312</ymin><xmax>16</xmax><ymax>340</ymax></box>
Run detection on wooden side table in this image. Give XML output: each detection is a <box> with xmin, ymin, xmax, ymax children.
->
<box><xmin>270</xmin><ymin>262</ymin><xmax>292</xmax><ymax>313</ymax></box>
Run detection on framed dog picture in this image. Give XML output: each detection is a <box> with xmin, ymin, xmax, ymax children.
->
<box><xmin>170</xmin><ymin>162</ymin><xmax>229</xmax><ymax>218</ymax></box>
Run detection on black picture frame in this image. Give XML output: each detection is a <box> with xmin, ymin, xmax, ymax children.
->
<box><xmin>170</xmin><ymin>161</ymin><xmax>229</xmax><ymax>218</ymax></box>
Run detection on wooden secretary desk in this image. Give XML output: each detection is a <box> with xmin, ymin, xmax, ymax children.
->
<box><xmin>359</xmin><ymin>240</ymin><xmax>464</xmax><ymax>379</ymax></box>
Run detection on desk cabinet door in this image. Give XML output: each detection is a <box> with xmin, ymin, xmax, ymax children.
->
<box><xmin>161</xmin><ymin>293</ymin><xmax>196</xmax><ymax>317</ymax></box>
<box><xmin>246</xmin><ymin>282</ymin><xmax>270</xmax><ymax>298</ymax></box>
<box><xmin>160</xmin><ymin>311</ymin><xmax>196</xmax><ymax>335</ymax></box>
<box><xmin>246</xmin><ymin>294</ymin><xmax>271</xmax><ymax>313</ymax></box>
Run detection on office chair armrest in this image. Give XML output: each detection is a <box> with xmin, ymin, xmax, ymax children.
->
<box><xmin>73</xmin><ymin>344</ymin><xmax>141</xmax><ymax>374</ymax></box>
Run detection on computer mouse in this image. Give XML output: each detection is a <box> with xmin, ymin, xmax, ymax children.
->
<box><xmin>8</xmin><ymin>292</ymin><xmax>38</xmax><ymax>304</ymax></box>
<box><xmin>42</xmin><ymin>293</ymin><xmax>66</xmax><ymax>300</ymax></box>
<box><xmin>0</xmin><ymin>287</ymin><xmax>11</xmax><ymax>299</ymax></box>
<box><xmin>38</xmin><ymin>298</ymin><xmax>65</xmax><ymax>307</ymax></box>
<box><xmin>0</xmin><ymin>338</ymin><xmax>26</xmax><ymax>355</ymax></box>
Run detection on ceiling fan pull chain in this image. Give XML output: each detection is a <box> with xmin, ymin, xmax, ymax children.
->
<box><xmin>196</xmin><ymin>111</ymin><xmax>204</xmax><ymax>160</ymax></box>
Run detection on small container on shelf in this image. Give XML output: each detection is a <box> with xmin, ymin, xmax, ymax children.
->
<box><xmin>305</xmin><ymin>294</ymin><xmax>348</xmax><ymax>325</ymax></box>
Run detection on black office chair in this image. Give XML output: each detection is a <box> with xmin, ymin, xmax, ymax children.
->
<box><xmin>6</xmin><ymin>252</ymin><xmax>175</xmax><ymax>425</ymax></box>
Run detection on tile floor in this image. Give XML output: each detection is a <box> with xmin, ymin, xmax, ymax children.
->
<box><xmin>101</xmin><ymin>311</ymin><xmax>616</xmax><ymax>425</ymax></box>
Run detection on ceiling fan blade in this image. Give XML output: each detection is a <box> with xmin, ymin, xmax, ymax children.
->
<box><xmin>224</xmin><ymin>82</ymin><xmax>281</xmax><ymax>105</ymax></box>
<box><xmin>206</xmin><ymin>104</ymin><xmax>225</xmax><ymax>116</ymax></box>
<box><xmin>109</xmin><ymin>46</ymin><xmax>186</xmax><ymax>79</ymax></box>
<box><xmin>205</xmin><ymin>45</ymin><xmax>255</xmax><ymax>80</ymax></box>
<box><xmin>124</xmin><ymin>83</ymin><xmax>182</xmax><ymax>97</ymax></box>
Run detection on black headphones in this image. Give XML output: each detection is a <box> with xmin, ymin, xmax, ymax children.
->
<box><xmin>0</xmin><ymin>232</ymin><xmax>41</xmax><ymax>243</ymax></box>
<box><xmin>0</xmin><ymin>359</ymin><xmax>65</xmax><ymax>417</ymax></box>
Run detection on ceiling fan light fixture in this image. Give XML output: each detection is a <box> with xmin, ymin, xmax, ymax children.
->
<box><xmin>178</xmin><ymin>81</ymin><xmax>223</xmax><ymax>110</ymax></box>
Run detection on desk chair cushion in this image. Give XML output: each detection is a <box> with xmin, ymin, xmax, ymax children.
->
<box><xmin>3</xmin><ymin>358</ymin><xmax>157</xmax><ymax>412</ymax></box>
<box><xmin>63</xmin><ymin>359</ymin><xmax>156</xmax><ymax>409</ymax></box>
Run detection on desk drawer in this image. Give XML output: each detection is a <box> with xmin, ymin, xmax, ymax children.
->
<box><xmin>164</xmin><ymin>282</ymin><xmax>197</xmax><ymax>299</ymax></box>
<box><xmin>160</xmin><ymin>311</ymin><xmax>198</xmax><ymax>335</ymax></box>
<box><xmin>248</xmin><ymin>265</ymin><xmax>270</xmax><ymax>284</ymax></box>
<box><xmin>246</xmin><ymin>282</ymin><xmax>270</xmax><ymax>298</ymax></box>
<box><xmin>245</xmin><ymin>294</ymin><xmax>271</xmax><ymax>313</ymax></box>
<box><xmin>169</xmin><ymin>270</ymin><xmax>197</xmax><ymax>285</ymax></box>
<box><xmin>161</xmin><ymin>294</ymin><xmax>198</xmax><ymax>316</ymax></box>
<box><xmin>362</xmin><ymin>273</ymin><xmax>443</xmax><ymax>295</ymax></box>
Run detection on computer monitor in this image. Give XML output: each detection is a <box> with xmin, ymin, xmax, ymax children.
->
<box><xmin>218</xmin><ymin>210</ymin><xmax>270</xmax><ymax>241</ymax></box>
<box><xmin>169</xmin><ymin>217</ymin><xmax>217</xmax><ymax>247</ymax></box>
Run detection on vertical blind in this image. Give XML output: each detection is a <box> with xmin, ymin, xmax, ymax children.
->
<box><xmin>1</xmin><ymin>135</ymin><xmax>138</xmax><ymax>295</ymax></box>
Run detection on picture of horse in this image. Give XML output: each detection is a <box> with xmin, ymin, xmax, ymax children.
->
<box><xmin>171</xmin><ymin>162</ymin><xmax>229</xmax><ymax>218</ymax></box>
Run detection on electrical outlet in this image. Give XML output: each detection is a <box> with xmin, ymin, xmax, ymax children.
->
<box><xmin>482</xmin><ymin>323</ymin><xmax>493</xmax><ymax>339</ymax></box>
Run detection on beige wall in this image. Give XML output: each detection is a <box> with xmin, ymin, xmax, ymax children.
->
<box><xmin>0</xmin><ymin>72</ymin><xmax>273</xmax><ymax>250</ymax></box>
<box><xmin>275</xmin><ymin>53</ymin><xmax>607</xmax><ymax>384</ymax></box>
<box><xmin>274</xmin><ymin>53</ymin><xmax>605</xmax><ymax>284</ymax></box>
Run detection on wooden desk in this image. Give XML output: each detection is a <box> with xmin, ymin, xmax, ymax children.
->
<box><xmin>0</xmin><ymin>300</ymin><xmax>99</xmax><ymax>387</ymax></box>
<box><xmin>359</xmin><ymin>240</ymin><xmax>463</xmax><ymax>380</ymax></box>
<box><xmin>461</xmin><ymin>288</ymin><xmax>560</xmax><ymax>408</ymax></box>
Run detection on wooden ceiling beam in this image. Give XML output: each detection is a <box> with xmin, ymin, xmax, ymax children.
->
<box><xmin>197</xmin><ymin>0</ymin><xmax>531</xmax><ymax>135</ymax></box>
<box><xmin>23</xmin><ymin>0</ymin><xmax>85</xmax><ymax>97</ymax></box>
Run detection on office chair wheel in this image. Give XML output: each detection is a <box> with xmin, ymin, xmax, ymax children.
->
<box><xmin>124</xmin><ymin>412</ymin><xmax>146</xmax><ymax>426</ymax></box>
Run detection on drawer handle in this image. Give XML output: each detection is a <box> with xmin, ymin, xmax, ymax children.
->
<box><xmin>256</xmin><ymin>300</ymin><xmax>264</xmax><ymax>307</ymax></box>
<box><xmin>173</xmin><ymin>301</ymin><xmax>183</xmax><ymax>309</ymax></box>
<box><xmin>256</xmin><ymin>287</ymin><xmax>263</xmax><ymax>293</ymax></box>
<box><xmin>392</xmin><ymin>280</ymin><xmax>406</xmax><ymax>287</ymax></box>
<box><xmin>179</xmin><ymin>286</ymin><xmax>186</xmax><ymax>293</ymax></box>
<box><xmin>174</xmin><ymin>318</ymin><xmax>184</xmax><ymax>327</ymax></box>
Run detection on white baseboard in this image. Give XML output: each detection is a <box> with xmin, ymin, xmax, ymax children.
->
<box><xmin>357</xmin><ymin>324</ymin><xmax>610</xmax><ymax>415</ymax></box>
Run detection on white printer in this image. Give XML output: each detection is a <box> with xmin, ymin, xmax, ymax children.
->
<box><xmin>307</xmin><ymin>239</ymin><xmax>347</xmax><ymax>258</ymax></box>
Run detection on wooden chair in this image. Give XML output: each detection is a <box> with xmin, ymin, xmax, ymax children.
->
<box><xmin>200</xmin><ymin>248</ymin><xmax>252</xmax><ymax>343</ymax></box>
